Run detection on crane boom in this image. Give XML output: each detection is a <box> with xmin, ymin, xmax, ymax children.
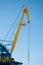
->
<box><xmin>10</xmin><ymin>5</ymin><xmax>29</xmax><ymax>54</ymax></box>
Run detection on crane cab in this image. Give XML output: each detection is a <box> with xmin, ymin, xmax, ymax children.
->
<box><xmin>0</xmin><ymin>44</ymin><xmax>11</xmax><ymax>62</ymax></box>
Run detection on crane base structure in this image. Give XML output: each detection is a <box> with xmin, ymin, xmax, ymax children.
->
<box><xmin>0</xmin><ymin>62</ymin><xmax>22</xmax><ymax>65</ymax></box>
<box><xmin>0</xmin><ymin>44</ymin><xmax>22</xmax><ymax>65</ymax></box>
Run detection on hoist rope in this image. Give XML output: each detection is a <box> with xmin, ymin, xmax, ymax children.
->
<box><xmin>28</xmin><ymin>24</ymin><xmax>30</xmax><ymax>65</ymax></box>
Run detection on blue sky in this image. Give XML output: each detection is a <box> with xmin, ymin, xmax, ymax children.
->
<box><xmin>0</xmin><ymin>0</ymin><xmax>43</xmax><ymax>65</ymax></box>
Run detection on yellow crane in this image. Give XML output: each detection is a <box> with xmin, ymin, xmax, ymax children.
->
<box><xmin>10</xmin><ymin>5</ymin><xmax>30</xmax><ymax>54</ymax></box>
<box><xmin>0</xmin><ymin>5</ymin><xmax>29</xmax><ymax>63</ymax></box>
